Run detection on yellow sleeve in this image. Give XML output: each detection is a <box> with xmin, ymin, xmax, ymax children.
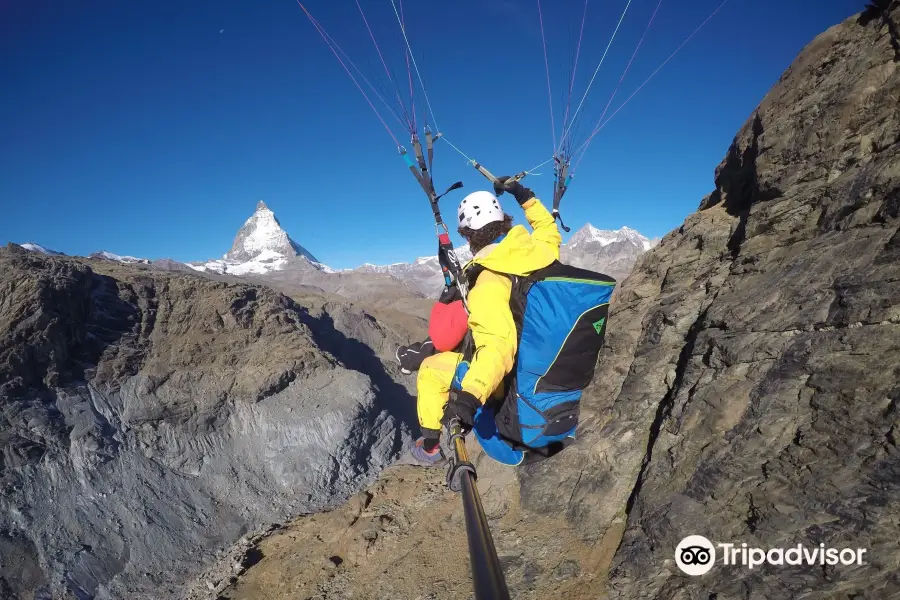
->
<box><xmin>460</xmin><ymin>271</ymin><xmax>517</xmax><ymax>402</ymax></box>
<box><xmin>521</xmin><ymin>197</ymin><xmax>561</xmax><ymax>260</ymax></box>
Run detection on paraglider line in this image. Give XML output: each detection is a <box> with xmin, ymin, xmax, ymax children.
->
<box><xmin>527</xmin><ymin>156</ymin><xmax>555</xmax><ymax>174</ymax></box>
<box><xmin>557</xmin><ymin>0</ymin><xmax>633</xmax><ymax>155</ymax></box>
<box><xmin>305</xmin><ymin>7</ymin><xmax>409</xmax><ymax>133</ymax></box>
<box><xmin>537</xmin><ymin>0</ymin><xmax>557</xmax><ymax>152</ymax></box>
<box><xmin>358</xmin><ymin>50</ymin><xmax>412</xmax><ymax>129</ymax></box>
<box><xmin>573</xmin><ymin>0</ymin><xmax>731</xmax><ymax>168</ymax></box>
<box><xmin>573</xmin><ymin>0</ymin><xmax>665</xmax><ymax>172</ymax></box>
<box><xmin>399</xmin><ymin>0</ymin><xmax>417</xmax><ymax>132</ymax></box>
<box><xmin>560</xmin><ymin>0</ymin><xmax>589</xmax><ymax>145</ymax></box>
<box><xmin>355</xmin><ymin>0</ymin><xmax>414</xmax><ymax>132</ymax></box>
<box><xmin>297</xmin><ymin>2</ymin><xmax>401</xmax><ymax>146</ymax></box>
<box><xmin>441</xmin><ymin>136</ymin><xmax>475</xmax><ymax>163</ymax></box>
<box><xmin>390</xmin><ymin>0</ymin><xmax>440</xmax><ymax>132</ymax></box>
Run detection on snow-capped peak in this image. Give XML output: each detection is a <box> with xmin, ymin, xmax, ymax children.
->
<box><xmin>187</xmin><ymin>200</ymin><xmax>332</xmax><ymax>276</ymax></box>
<box><xmin>89</xmin><ymin>250</ymin><xmax>151</xmax><ymax>264</ymax></box>
<box><xmin>568</xmin><ymin>224</ymin><xmax>653</xmax><ymax>249</ymax></box>
<box><xmin>19</xmin><ymin>242</ymin><xmax>64</xmax><ymax>256</ymax></box>
<box><xmin>223</xmin><ymin>200</ymin><xmax>319</xmax><ymax>264</ymax></box>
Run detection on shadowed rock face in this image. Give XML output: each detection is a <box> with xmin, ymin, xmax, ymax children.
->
<box><xmin>0</xmin><ymin>246</ymin><xmax>423</xmax><ymax>600</ymax></box>
<box><xmin>204</xmin><ymin>7</ymin><xmax>900</xmax><ymax>600</ymax></box>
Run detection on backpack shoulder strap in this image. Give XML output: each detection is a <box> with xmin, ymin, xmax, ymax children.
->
<box><xmin>458</xmin><ymin>264</ymin><xmax>518</xmax><ymax>363</ymax></box>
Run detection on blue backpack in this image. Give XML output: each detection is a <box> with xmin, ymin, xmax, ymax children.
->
<box><xmin>459</xmin><ymin>260</ymin><xmax>616</xmax><ymax>462</ymax></box>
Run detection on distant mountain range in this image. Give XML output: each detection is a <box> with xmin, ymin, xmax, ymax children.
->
<box><xmin>344</xmin><ymin>223</ymin><xmax>658</xmax><ymax>295</ymax></box>
<box><xmin>17</xmin><ymin>244</ymin><xmax>150</xmax><ymax>265</ymax></box>
<box><xmin>15</xmin><ymin>201</ymin><xmax>658</xmax><ymax>299</ymax></box>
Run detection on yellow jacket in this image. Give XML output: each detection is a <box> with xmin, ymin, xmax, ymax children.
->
<box><xmin>460</xmin><ymin>197</ymin><xmax>562</xmax><ymax>402</ymax></box>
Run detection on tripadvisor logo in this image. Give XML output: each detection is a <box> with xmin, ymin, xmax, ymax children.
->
<box><xmin>675</xmin><ymin>535</ymin><xmax>868</xmax><ymax>576</ymax></box>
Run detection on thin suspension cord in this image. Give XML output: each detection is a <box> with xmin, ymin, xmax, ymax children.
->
<box><xmin>441</xmin><ymin>138</ymin><xmax>554</xmax><ymax>185</ymax></box>
<box><xmin>358</xmin><ymin>50</ymin><xmax>411</xmax><ymax>129</ymax></box>
<box><xmin>560</xmin><ymin>0</ymin><xmax>589</xmax><ymax>147</ymax></box>
<box><xmin>556</xmin><ymin>0</ymin><xmax>633</xmax><ymax>155</ymax></box>
<box><xmin>440</xmin><ymin>136</ymin><xmax>474</xmax><ymax>162</ymax></box>
<box><xmin>306</xmin><ymin>9</ymin><xmax>409</xmax><ymax>133</ymax></box>
<box><xmin>537</xmin><ymin>0</ymin><xmax>556</xmax><ymax>152</ymax></box>
<box><xmin>572</xmin><ymin>0</ymin><xmax>731</xmax><ymax>166</ymax></box>
<box><xmin>399</xmin><ymin>0</ymin><xmax>417</xmax><ymax>132</ymax></box>
<box><xmin>527</xmin><ymin>156</ymin><xmax>555</xmax><ymax>173</ymax></box>
<box><xmin>298</xmin><ymin>2</ymin><xmax>401</xmax><ymax>146</ymax></box>
<box><xmin>573</xmin><ymin>0</ymin><xmax>664</xmax><ymax>172</ymax></box>
<box><xmin>390</xmin><ymin>0</ymin><xmax>440</xmax><ymax>131</ymax></box>
<box><xmin>355</xmin><ymin>0</ymin><xmax>413</xmax><ymax>132</ymax></box>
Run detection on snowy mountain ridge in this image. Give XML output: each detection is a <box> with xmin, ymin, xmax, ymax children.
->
<box><xmin>16</xmin><ymin>243</ymin><xmax>151</xmax><ymax>265</ymax></box>
<box><xmin>19</xmin><ymin>242</ymin><xmax>64</xmax><ymax>256</ymax></box>
<box><xmin>188</xmin><ymin>201</ymin><xmax>331</xmax><ymax>275</ymax></box>
<box><xmin>15</xmin><ymin>205</ymin><xmax>653</xmax><ymax>298</ymax></box>
<box><xmin>89</xmin><ymin>250</ymin><xmax>151</xmax><ymax>265</ymax></box>
<box><xmin>567</xmin><ymin>224</ymin><xmax>657</xmax><ymax>251</ymax></box>
<box><xmin>345</xmin><ymin>226</ymin><xmax>654</xmax><ymax>296</ymax></box>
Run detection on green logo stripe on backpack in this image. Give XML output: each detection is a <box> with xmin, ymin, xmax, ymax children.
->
<box><xmin>534</xmin><ymin>302</ymin><xmax>610</xmax><ymax>394</ymax></box>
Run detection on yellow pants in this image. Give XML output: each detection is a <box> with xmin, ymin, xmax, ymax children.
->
<box><xmin>416</xmin><ymin>351</ymin><xmax>464</xmax><ymax>433</ymax></box>
<box><xmin>416</xmin><ymin>352</ymin><xmax>506</xmax><ymax>433</ymax></box>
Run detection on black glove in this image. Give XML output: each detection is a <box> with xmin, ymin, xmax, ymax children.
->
<box><xmin>438</xmin><ymin>285</ymin><xmax>462</xmax><ymax>305</ymax></box>
<box><xmin>396</xmin><ymin>338</ymin><xmax>435</xmax><ymax>374</ymax></box>
<box><xmin>441</xmin><ymin>390</ymin><xmax>481</xmax><ymax>431</ymax></box>
<box><xmin>493</xmin><ymin>176</ymin><xmax>534</xmax><ymax>206</ymax></box>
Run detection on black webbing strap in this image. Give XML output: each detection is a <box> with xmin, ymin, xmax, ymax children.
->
<box><xmin>412</xmin><ymin>134</ymin><xmax>435</xmax><ymax>199</ymax></box>
<box><xmin>552</xmin><ymin>157</ymin><xmax>572</xmax><ymax>232</ymax></box>
<box><xmin>400</xmin><ymin>136</ymin><xmax>469</xmax><ymax>305</ymax></box>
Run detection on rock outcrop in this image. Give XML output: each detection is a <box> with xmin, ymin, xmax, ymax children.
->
<box><xmin>211</xmin><ymin>6</ymin><xmax>900</xmax><ymax>599</ymax></box>
<box><xmin>0</xmin><ymin>246</ymin><xmax>424</xmax><ymax>600</ymax></box>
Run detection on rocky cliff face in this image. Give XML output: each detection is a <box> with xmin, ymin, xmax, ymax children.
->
<box><xmin>0</xmin><ymin>246</ymin><xmax>424</xmax><ymax>600</ymax></box>
<box><xmin>208</xmin><ymin>7</ymin><xmax>900</xmax><ymax>599</ymax></box>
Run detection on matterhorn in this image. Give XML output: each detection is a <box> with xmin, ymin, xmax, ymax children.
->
<box><xmin>190</xmin><ymin>201</ymin><xmax>329</xmax><ymax>275</ymax></box>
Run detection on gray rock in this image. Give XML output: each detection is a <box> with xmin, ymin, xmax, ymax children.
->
<box><xmin>521</xmin><ymin>6</ymin><xmax>900</xmax><ymax>598</ymax></box>
<box><xmin>0</xmin><ymin>247</ymin><xmax>418</xmax><ymax>599</ymax></box>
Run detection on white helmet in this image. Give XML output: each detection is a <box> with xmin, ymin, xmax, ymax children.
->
<box><xmin>457</xmin><ymin>191</ymin><xmax>504</xmax><ymax>230</ymax></box>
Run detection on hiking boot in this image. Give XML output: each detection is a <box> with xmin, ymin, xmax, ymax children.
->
<box><xmin>396</xmin><ymin>347</ymin><xmax>412</xmax><ymax>374</ymax></box>
<box><xmin>408</xmin><ymin>437</ymin><xmax>446</xmax><ymax>467</ymax></box>
<box><xmin>396</xmin><ymin>339</ymin><xmax>435</xmax><ymax>375</ymax></box>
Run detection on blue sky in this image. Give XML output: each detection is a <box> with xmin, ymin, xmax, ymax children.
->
<box><xmin>1</xmin><ymin>0</ymin><xmax>861</xmax><ymax>269</ymax></box>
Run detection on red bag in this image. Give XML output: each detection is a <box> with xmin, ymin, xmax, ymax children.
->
<box><xmin>428</xmin><ymin>299</ymin><xmax>469</xmax><ymax>352</ymax></box>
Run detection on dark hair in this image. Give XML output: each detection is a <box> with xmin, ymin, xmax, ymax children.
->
<box><xmin>458</xmin><ymin>214</ymin><xmax>514</xmax><ymax>255</ymax></box>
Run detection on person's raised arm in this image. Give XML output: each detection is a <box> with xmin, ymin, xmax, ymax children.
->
<box><xmin>494</xmin><ymin>176</ymin><xmax>561</xmax><ymax>260</ymax></box>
